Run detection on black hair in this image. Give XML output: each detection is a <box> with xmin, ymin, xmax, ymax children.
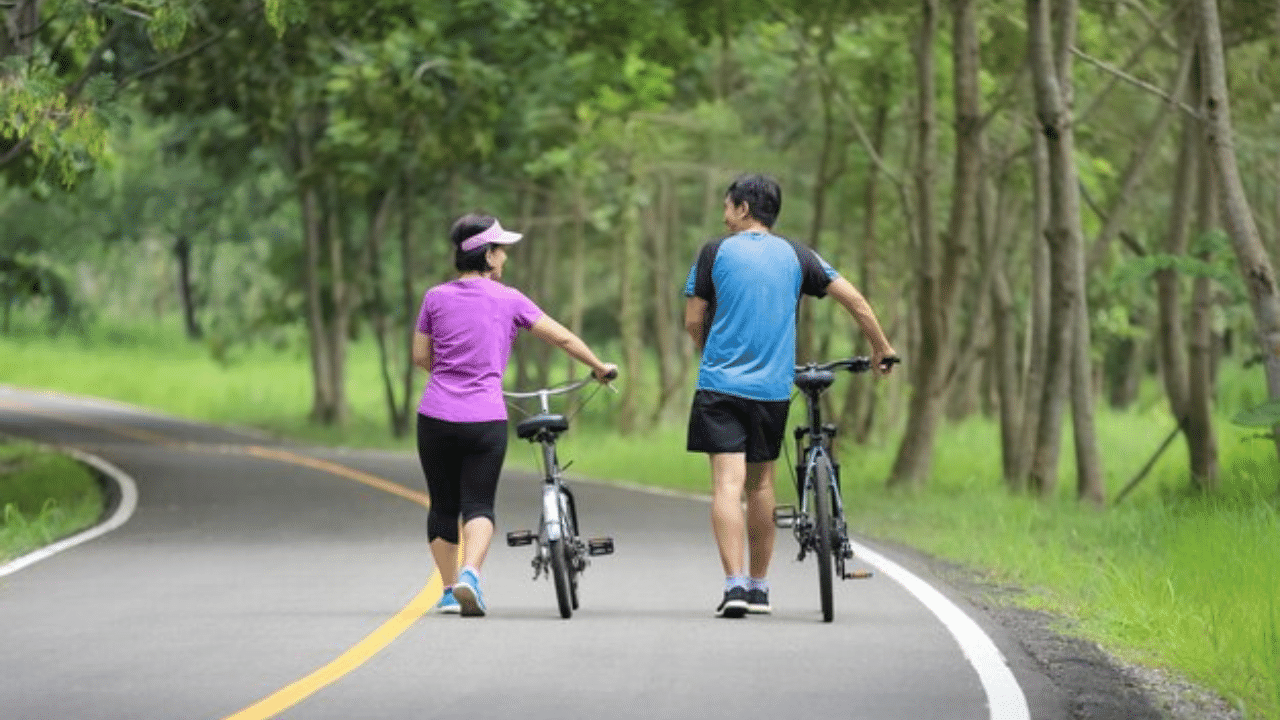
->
<box><xmin>451</xmin><ymin>213</ymin><xmax>497</xmax><ymax>273</ymax></box>
<box><xmin>725</xmin><ymin>173</ymin><xmax>782</xmax><ymax>228</ymax></box>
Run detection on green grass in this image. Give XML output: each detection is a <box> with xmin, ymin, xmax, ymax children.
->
<box><xmin>0</xmin><ymin>439</ymin><xmax>105</xmax><ymax>563</ymax></box>
<box><xmin>3</xmin><ymin>315</ymin><xmax>1279</xmax><ymax>717</ymax></box>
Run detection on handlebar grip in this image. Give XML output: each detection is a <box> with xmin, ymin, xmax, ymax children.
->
<box><xmin>601</xmin><ymin>368</ymin><xmax>618</xmax><ymax>381</ymax></box>
<box><xmin>879</xmin><ymin>356</ymin><xmax>901</xmax><ymax>371</ymax></box>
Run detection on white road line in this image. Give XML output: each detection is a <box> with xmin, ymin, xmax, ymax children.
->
<box><xmin>852</xmin><ymin>541</ymin><xmax>1032</xmax><ymax>720</ymax></box>
<box><xmin>0</xmin><ymin>448</ymin><xmax>138</xmax><ymax>578</ymax></box>
<box><xmin>588</xmin><ymin>476</ymin><xmax>1031</xmax><ymax>720</ymax></box>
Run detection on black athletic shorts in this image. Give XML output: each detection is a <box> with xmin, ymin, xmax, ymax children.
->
<box><xmin>686</xmin><ymin>390</ymin><xmax>791</xmax><ymax>462</ymax></box>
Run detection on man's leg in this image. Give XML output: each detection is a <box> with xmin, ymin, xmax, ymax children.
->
<box><xmin>744</xmin><ymin>460</ymin><xmax>776</xmax><ymax>579</ymax></box>
<box><xmin>709</xmin><ymin>452</ymin><xmax>751</xmax><ymax>617</ymax></box>
<box><xmin>709</xmin><ymin>452</ymin><xmax>748</xmax><ymax>576</ymax></box>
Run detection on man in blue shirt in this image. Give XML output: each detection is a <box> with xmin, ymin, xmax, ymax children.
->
<box><xmin>684</xmin><ymin>173</ymin><xmax>897</xmax><ymax>618</ymax></box>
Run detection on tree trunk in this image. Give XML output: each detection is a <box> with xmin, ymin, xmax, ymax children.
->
<box><xmin>291</xmin><ymin>116</ymin><xmax>340</xmax><ymax>426</ymax></box>
<box><xmin>650</xmin><ymin>173</ymin><xmax>684</xmax><ymax>425</ymax></box>
<box><xmin>1070</xmin><ymin>253</ymin><xmax>1105</xmax><ymax>506</ymax></box>
<box><xmin>1027</xmin><ymin>0</ymin><xmax>1087</xmax><ymax>497</ymax></box>
<box><xmin>1158</xmin><ymin>77</ymin><xmax>1196</xmax><ymax>427</ymax></box>
<box><xmin>363</xmin><ymin>186</ymin><xmax>407</xmax><ymax>438</ymax></box>
<box><xmin>566</xmin><ymin>181</ymin><xmax>588</xmax><ymax>379</ymax></box>
<box><xmin>322</xmin><ymin>174</ymin><xmax>351</xmax><ymax>426</ymax></box>
<box><xmin>888</xmin><ymin>0</ymin><xmax>942</xmax><ymax>489</ymax></box>
<box><xmin>843</xmin><ymin>80</ymin><xmax>890</xmax><ymax>443</ymax></box>
<box><xmin>617</xmin><ymin>166</ymin><xmax>644</xmax><ymax>435</ymax></box>
<box><xmin>1187</xmin><ymin>121</ymin><xmax>1220</xmax><ymax>489</ymax></box>
<box><xmin>992</xmin><ymin>258</ymin><xmax>1021</xmax><ymax>481</ymax></box>
<box><xmin>1194</xmin><ymin>0</ymin><xmax>1280</xmax><ymax>467</ymax></box>
<box><xmin>1013</xmin><ymin>122</ymin><xmax>1052</xmax><ymax>489</ymax></box>
<box><xmin>944</xmin><ymin>0</ymin><xmax>987</xmax><ymax>423</ymax></box>
<box><xmin>173</xmin><ymin>236</ymin><xmax>202</xmax><ymax>340</ymax></box>
<box><xmin>534</xmin><ymin>192</ymin><xmax>561</xmax><ymax>389</ymax></box>
<box><xmin>0</xmin><ymin>0</ymin><xmax>39</xmax><ymax>63</ymax></box>
<box><xmin>398</xmin><ymin>170</ymin><xmax>420</xmax><ymax>436</ymax></box>
<box><xmin>799</xmin><ymin>37</ymin><xmax>847</xmax><ymax>363</ymax></box>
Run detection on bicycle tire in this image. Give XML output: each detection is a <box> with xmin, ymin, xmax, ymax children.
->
<box><xmin>549</xmin><ymin>537</ymin><xmax>573</xmax><ymax>619</ymax></box>
<box><xmin>812</xmin><ymin>457</ymin><xmax>835</xmax><ymax>622</ymax></box>
<box><xmin>560</xmin><ymin>489</ymin><xmax>581</xmax><ymax>611</ymax></box>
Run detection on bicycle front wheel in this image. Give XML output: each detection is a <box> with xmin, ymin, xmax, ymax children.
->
<box><xmin>811</xmin><ymin>458</ymin><xmax>836</xmax><ymax>622</ymax></box>
<box><xmin>549</xmin><ymin>537</ymin><xmax>573</xmax><ymax>619</ymax></box>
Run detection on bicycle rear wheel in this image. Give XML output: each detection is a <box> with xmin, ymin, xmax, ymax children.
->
<box><xmin>549</xmin><ymin>537</ymin><xmax>573</xmax><ymax>619</ymax></box>
<box><xmin>811</xmin><ymin>458</ymin><xmax>835</xmax><ymax>622</ymax></box>
<box><xmin>560</xmin><ymin>489</ymin><xmax>581</xmax><ymax>611</ymax></box>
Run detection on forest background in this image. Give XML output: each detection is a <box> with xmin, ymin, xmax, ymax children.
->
<box><xmin>3</xmin><ymin>0</ymin><xmax>1280</xmax><ymax>716</ymax></box>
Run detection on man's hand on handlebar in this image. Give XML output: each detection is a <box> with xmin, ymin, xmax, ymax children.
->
<box><xmin>871</xmin><ymin>349</ymin><xmax>900</xmax><ymax>375</ymax></box>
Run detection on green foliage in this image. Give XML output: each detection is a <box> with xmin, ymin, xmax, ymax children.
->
<box><xmin>264</xmin><ymin>0</ymin><xmax>308</xmax><ymax>36</ymax></box>
<box><xmin>146</xmin><ymin>2</ymin><xmax>192</xmax><ymax>51</ymax></box>
<box><xmin>1232</xmin><ymin>399</ymin><xmax>1280</xmax><ymax>429</ymax></box>
<box><xmin>1109</xmin><ymin>231</ymin><xmax>1248</xmax><ymax>303</ymax></box>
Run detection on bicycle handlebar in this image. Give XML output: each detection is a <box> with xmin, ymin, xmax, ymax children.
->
<box><xmin>502</xmin><ymin>369</ymin><xmax>618</xmax><ymax>400</ymax></box>
<box><xmin>795</xmin><ymin>356</ymin><xmax>900</xmax><ymax>374</ymax></box>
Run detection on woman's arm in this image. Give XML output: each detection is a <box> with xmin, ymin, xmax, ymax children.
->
<box><xmin>412</xmin><ymin>331</ymin><xmax>433</xmax><ymax>372</ymax></box>
<box><xmin>529</xmin><ymin>315</ymin><xmax>616</xmax><ymax>380</ymax></box>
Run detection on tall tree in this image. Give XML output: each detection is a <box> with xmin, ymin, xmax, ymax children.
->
<box><xmin>887</xmin><ymin>0</ymin><xmax>942</xmax><ymax>489</ymax></box>
<box><xmin>1193</xmin><ymin>0</ymin><xmax>1280</xmax><ymax>469</ymax></box>
<box><xmin>1025</xmin><ymin>0</ymin><xmax>1100</xmax><ymax>498</ymax></box>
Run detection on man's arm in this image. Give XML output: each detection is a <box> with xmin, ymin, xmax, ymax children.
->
<box><xmin>684</xmin><ymin>296</ymin><xmax>709</xmax><ymax>353</ymax></box>
<box><xmin>826</xmin><ymin>277</ymin><xmax>897</xmax><ymax>373</ymax></box>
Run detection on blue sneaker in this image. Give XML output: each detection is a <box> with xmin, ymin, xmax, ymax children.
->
<box><xmin>434</xmin><ymin>587</ymin><xmax>461</xmax><ymax>615</ymax></box>
<box><xmin>453</xmin><ymin>569</ymin><xmax>486</xmax><ymax>617</ymax></box>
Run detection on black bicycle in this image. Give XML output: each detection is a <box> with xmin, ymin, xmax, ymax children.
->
<box><xmin>503</xmin><ymin>372</ymin><xmax>617</xmax><ymax>619</ymax></box>
<box><xmin>774</xmin><ymin>356</ymin><xmax>899</xmax><ymax>622</ymax></box>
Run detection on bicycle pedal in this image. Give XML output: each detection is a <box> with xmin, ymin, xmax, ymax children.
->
<box><xmin>587</xmin><ymin>537</ymin><xmax>614</xmax><ymax>556</ymax></box>
<box><xmin>773</xmin><ymin>505</ymin><xmax>798</xmax><ymax>529</ymax></box>
<box><xmin>506</xmin><ymin>530</ymin><xmax>535</xmax><ymax>547</ymax></box>
<box><xmin>844</xmin><ymin>569</ymin><xmax>874</xmax><ymax>580</ymax></box>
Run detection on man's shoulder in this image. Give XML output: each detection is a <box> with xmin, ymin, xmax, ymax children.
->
<box><xmin>696</xmin><ymin>235</ymin><xmax>732</xmax><ymax>255</ymax></box>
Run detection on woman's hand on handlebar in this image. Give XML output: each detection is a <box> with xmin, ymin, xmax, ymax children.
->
<box><xmin>593</xmin><ymin>363</ymin><xmax>619</xmax><ymax>383</ymax></box>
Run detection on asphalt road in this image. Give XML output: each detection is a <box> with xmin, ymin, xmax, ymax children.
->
<box><xmin>0</xmin><ymin>386</ymin><xmax>1076</xmax><ymax>720</ymax></box>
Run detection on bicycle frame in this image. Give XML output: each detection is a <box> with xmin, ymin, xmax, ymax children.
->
<box><xmin>792</xmin><ymin>388</ymin><xmax>850</xmax><ymax>576</ymax></box>
<box><xmin>506</xmin><ymin>383</ymin><xmax>584</xmax><ymax>572</ymax></box>
<box><xmin>780</xmin><ymin>356</ymin><xmax>894</xmax><ymax>621</ymax></box>
<box><xmin>503</xmin><ymin>375</ymin><xmax>614</xmax><ymax>619</ymax></box>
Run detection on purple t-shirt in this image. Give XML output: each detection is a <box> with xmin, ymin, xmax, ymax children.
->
<box><xmin>416</xmin><ymin>278</ymin><xmax>544</xmax><ymax>422</ymax></box>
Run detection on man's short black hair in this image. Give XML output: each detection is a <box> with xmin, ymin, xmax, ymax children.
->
<box><xmin>726</xmin><ymin>174</ymin><xmax>782</xmax><ymax>228</ymax></box>
<box><xmin>450</xmin><ymin>213</ymin><xmax>497</xmax><ymax>273</ymax></box>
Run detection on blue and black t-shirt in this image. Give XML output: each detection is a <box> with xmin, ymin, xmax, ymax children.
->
<box><xmin>684</xmin><ymin>231</ymin><xmax>839</xmax><ymax>401</ymax></box>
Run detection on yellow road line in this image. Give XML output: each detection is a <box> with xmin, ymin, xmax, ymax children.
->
<box><xmin>242</xmin><ymin>445</ymin><xmax>430</xmax><ymax>508</ymax></box>
<box><xmin>223</xmin><ymin>573</ymin><xmax>443</xmax><ymax>719</ymax></box>
<box><xmin>0</xmin><ymin>397</ymin><xmax>445</xmax><ymax>718</ymax></box>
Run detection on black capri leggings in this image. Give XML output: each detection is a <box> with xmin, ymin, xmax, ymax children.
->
<box><xmin>416</xmin><ymin>414</ymin><xmax>508</xmax><ymax>544</ymax></box>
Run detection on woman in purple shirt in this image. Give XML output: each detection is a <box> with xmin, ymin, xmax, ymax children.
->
<box><xmin>413</xmin><ymin>213</ymin><xmax>616</xmax><ymax>617</ymax></box>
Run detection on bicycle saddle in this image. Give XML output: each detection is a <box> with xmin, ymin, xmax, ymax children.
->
<box><xmin>516</xmin><ymin>413</ymin><xmax>569</xmax><ymax>439</ymax></box>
